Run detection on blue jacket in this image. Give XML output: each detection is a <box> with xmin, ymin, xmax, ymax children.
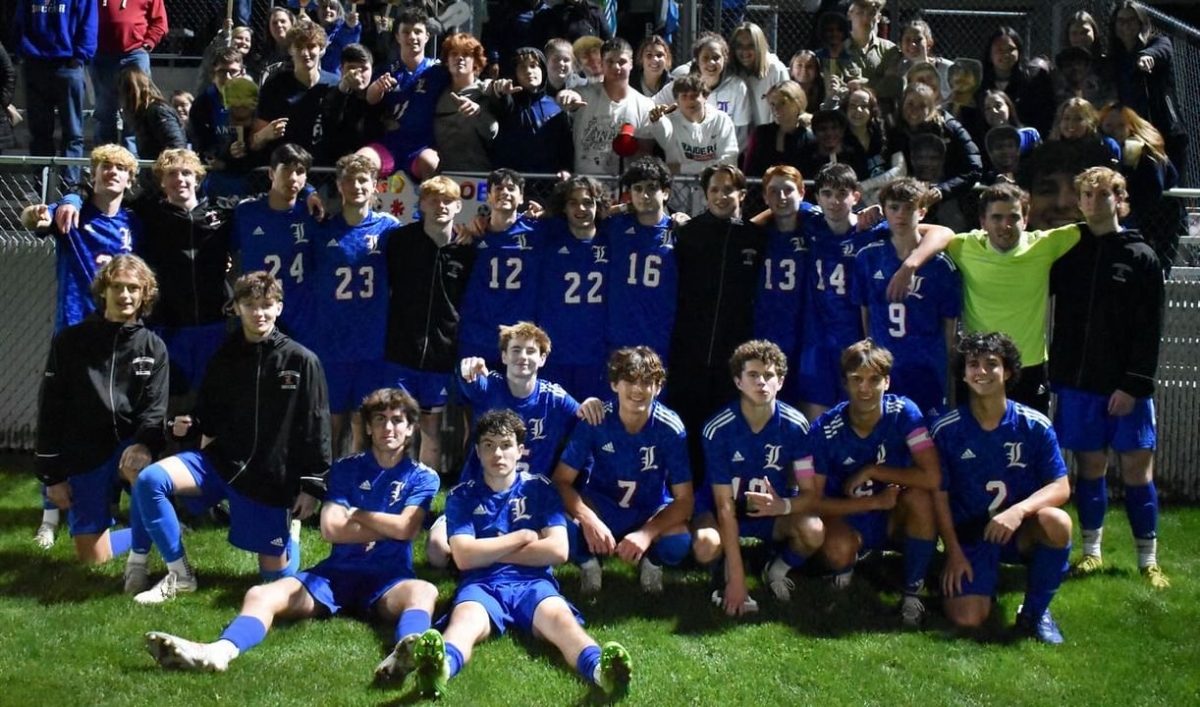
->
<box><xmin>15</xmin><ymin>0</ymin><xmax>98</xmax><ymax>63</ymax></box>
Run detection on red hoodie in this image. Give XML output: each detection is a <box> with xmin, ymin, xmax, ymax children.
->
<box><xmin>96</xmin><ymin>0</ymin><xmax>168</xmax><ymax>55</ymax></box>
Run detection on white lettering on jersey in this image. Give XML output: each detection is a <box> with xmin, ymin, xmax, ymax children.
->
<box><xmin>639</xmin><ymin>446</ymin><xmax>659</xmax><ymax>472</ymax></box>
<box><xmin>509</xmin><ymin>496</ymin><xmax>531</xmax><ymax>523</ymax></box>
<box><xmin>763</xmin><ymin>444</ymin><xmax>783</xmax><ymax>471</ymax></box>
<box><xmin>1004</xmin><ymin>442</ymin><xmax>1027</xmax><ymax>468</ymax></box>
<box><xmin>388</xmin><ymin>481</ymin><xmax>405</xmax><ymax>505</ymax></box>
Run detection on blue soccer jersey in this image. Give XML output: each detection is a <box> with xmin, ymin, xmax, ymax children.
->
<box><xmin>754</xmin><ymin>223</ymin><xmax>808</xmax><ymax>361</ymax></box>
<box><xmin>560</xmin><ymin>400</ymin><xmax>691</xmax><ymax>514</ymax></box>
<box><xmin>458</xmin><ymin>216</ymin><xmax>543</xmax><ymax>358</ymax></box>
<box><xmin>809</xmin><ymin>394</ymin><xmax>933</xmax><ymax>500</ymax></box>
<box><xmin>445</xmin><ymin>472</ymin><xmax>568</xmax><ymax>583</ymax></box>
<box><xmin>320</xmin><ymin>452</ymin><xmax>440</xmax><ymax>576</ymax></box>
<box><xmin>457</xmin><ymin>372</ymin><xmax>581</xmax><ymax>481</ymax></box>
<box><xmin>536</xmin><ymin>219</ymin><xmax>610</xmax><ymax>367</ymax></box>
<box><xmin>803</xmin><ymin>219</ymin><xmax>887</xmax><ymax>350</ymax></box>
<box><xmin>374</xmin><ymin>58</ymin><xmax>449</xmax><ymax>161</ymax></box>
<box><xmin>232</xmin><ymin>196</ymin><xmax>321</xmax><ymax>346</ymax></box>
<box><xmin>604</xmin><ymin>213</ymin><xmax>678</xmax><ymax>359</ymax></box>
<box><xmin>46</xmin><ymin>202</ymin><xmax>141</xmax><ymax>332</ymax></box>
<box><xmin>312</xmin><ymin>210</ymin><xmax>398</xmax><ymax>363</ymax></box>
<box><xmin>932</xmin><ymin>401</ymin><xmax>1067</xmax><ymax>544</ymax></box>
<box><xmin>701</xmin><ymin>401</ymin><xmax>810</xmax><ymax>517</ymax></box>
<box><xmin>852</xmin><ymin>242</ymin><xmax>961</xmax><ymax>414</ymax></box>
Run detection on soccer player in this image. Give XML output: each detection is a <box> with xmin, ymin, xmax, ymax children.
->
<box><xmin>605</xmin><ymin>156</ymin><xmax>678</xmax><ymax>363</ymax></box>
<box><xmin>144</xmin><ymin>387</ymin><xmax>440</xmax><ymax>673</ymax></box>
<box><xmin>853</xmin><ymin>178</ymin><xmax>961</xmax><ymax>416</ymax></box>
<box><xmin>536</xmin><ymin>176</ymin><xmax>612</xmax><ymax>402</ymax></box>
<box><xmin>36</xmin><ymin>255</ymin><xmax>166</xmax><ymax>564</ymax></box>
<box><xmin>231</xmin><ymin>143</ymin><xmax>320</xmax><ymax>349</ymax></box>
<box><xmin>126</xmin><ymin>272</ymin><xmax>331</xmax><ymax>605</ymax></box>
<box><xmin>553</xmin><ymin>347</ymin><xmax>693</xmax><ymax>595</ymax></box>
<box><xmin>407</xmin><ymin>410</ymin><xmax>632</xmax><ymax>700</ymax></box>
<box><xmin>804</xmin><ymin>339</ymin><xmax>941</xmax><ymax>626</ymax></box>
<box><xmin>932</xmin><ymin>332</ymin><xmax>1072</xmax><ymax>644</ymax></box>
<box><xmin>384</xmin><ymin>176</ymin><xmax>477</xmax><ymax>472</ymax></box>
<box><xmin>311</xmin><ymin>153</ymin><xmax>400</xmax><ymax>455</ymax></box>
<box><xmin>694</xmin><ymin>340</ymin><xmax>823</xmax><ymax>612</ymax></box>
<box><xmin>457</xmin><ymin>169</ymin><xmax>542</xmax><ymax>364</ymax></box>
<box><xmin>646</xmin><ymin>75</ymin><xmax>739</xmax><ymax>175</ymax></box>
<box><xmin>1049</xmin><ymin>167</ymin><xmax>1168</xmax><ymax>588</ymax></box>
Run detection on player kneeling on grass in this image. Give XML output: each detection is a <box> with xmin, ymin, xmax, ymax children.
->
<box><xmin>126</xmin><ymin>272</ymin><xmax>331</xmax><ymax>604</ymax></box>
<box><xmin>800</xmin><ymin>339</ymin><xmax>942</xmax><ymax>627</ymax></box>
<box><xmin>693</xmin><ymin>340</ymin><xmax>824</xmax><ymax>612</ymax></box>
<box><xmin>36</xmin><ymin>254</ymin><xmax>167</xmax><ymax>565</ymax></box>
<box><xmin>408</xmin><ymin>410</ymin><xmax>631</xmax><ymax>699</ymax></box>
<box><xmin>931</xmin><ymin>332</ymin><xmax>1072</xmax><ymax>644</ymax></box>
<box><xmin>145</xmin><ymin>387</ymin><xmax>440</xmax><ymax>673</ymax></box>
<box><xmin>553</xmin><ymin>346</ymin><xmax>694</xmax><ymax>595</ymax></box>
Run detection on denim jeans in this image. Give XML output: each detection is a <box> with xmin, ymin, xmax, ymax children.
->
<box><xmin>89</xmin><ymin>48</ymin><xmax>151</xmax><ymax>153</ymax></box>
<box><xmin>25</xmin><ymin>58</ymin><xmax>87</xmax><ymax>184</ymax></box>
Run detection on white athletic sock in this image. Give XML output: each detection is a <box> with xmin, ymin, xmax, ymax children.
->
<box><xmin>42</xmin><ymin>509</ymin><xmax>60</xmax><ymax>526</ymax></box>
<box><xmin>1081</xmin><ymin>528</ymin><xmax>1103</xmax><ymax>558</ymax></box>
<box><xmin>214</xmin><ymin>639</ymin><xmax>240</xmax><ymax>661</ymax></box>
<box><xmin>127</xmin><ymin>551</ymin><xmax>149</xmax><ymax>566</ymax></box>
<box><xmin>1135</xmin><ymin>537</ymin><xmax>1157</xmax><ymax>569</ymax></box>
<box><xmin>166</xmin><ymin>557</ymin><xmax>194</xmax><ymax>579</ymax></box>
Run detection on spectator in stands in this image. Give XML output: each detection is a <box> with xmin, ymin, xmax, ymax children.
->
<box><xmin>317</xmin><ymin>0</ymin><xmax>362</xmax><ymax>77</ymax></box>
<box><xmin>434</xmin><ymin>33</ymin><xmax>498</xmax><ymax>173</ymax></box>
<box><xmin>789</xmin><ymin>49</ymin><xmax>827</xmax><ymax>114</ymax></box>
<box><xmin>573</xmin><ymin>36</ymin><xmax>605</xmax><ymax>84</ymax></box>
<box><xmin>190</xmin><ymin>48</ymin><xmax>258</xmax><ymax>201</ymax></box>
<box><xmin>887</xmin><ymin>82</ymin><xmax>981</xmax><ymax>209</ymax></box>
<box><xmin>530</xmin><ymin>0</ymin><xmax>612</xmax><ymax>50</ymax></box>
<box><xmin>646</xmin><ymin>76</ymin><xmax>739</xmax><ymax>175</ymax></box>
<box><xmin>91</xmin><ymin>0</ymin><xmax>168</xmax><ymax>153</ymax></box>
<box><xmin>252</xmin><ymin>7</ymin><xmax>296</xmax><ymax>84</ymax></box>
<box><xmin>881</xmin><ymin>18</ymin><xmax>952</xmax><ymax>108</ymax></box>
<box><xmin>979</xmin><ymin>26</ymin><xmax>1054</xmax><ymax>136</ymax></box>
<box><xmin>844</xmin><ymin>0</ymin><xmax>900</xmax><ymax>103</ymax></box>
<box><xmin>253</xmin><ymin>23</ymin><xmax>338</xmax><ymax>160</ymax></box>
<box><xmin>316</xmin><ymin>43</ymin><xmax>379</xmax><ymax>167</ymax></box>
<box><xmin>632</xmin><ymin>35</ymin><xmax>673</xmax><ymax>99</ymax></box>
<box><xmin>730</xmin><ymin>21</ymin><xmax>789</xmax><ymax>128</ymax></box>
<box><xmin>288</xmin><ymin>0</ymin><xmax>321</xmax><ymax>23</ymax></box>
<box><xmin>171</xmin><ymin>90</ymin><xmax>194</xmax><ymax>134</ymax></box>
<box><xmin>844</xmin><ymin>85</ymin><xmax>900</xmax><ymax>204</ymax></box>
<box><xmin>489</xmin><ymin>47</ymin><xmax>574</xmax><ymax>174</ymax></box>
<box><xmin>1047</xmin><ymin>97</ymin><xmax>1120</xmax><ymax>166</ymax></box>
<box><xmin>1065</xmin><ymin>10</ymin><xmax>1106</xmax><ymax>60</ymax></box>
<box><xmin>977</xmin><ymin>89</ymin><xmax>1040</xmax><ymax>160</ymax></box>
<box><xmin>1053</xmin><ymin>46</ymin><xmax>1115</xmax><ymax>109</ymax></box>
<box><xmin>0</xmin><ymin>44</ymin><xmax>15</xmax><ymax>155</ymax></box>
<box><xmin>982</xmin><ymin>126</ymin><xmax>1023</xmax><ymax>185</ymax></box>
<box><xmin>665</xmin><ymin>33</ymin><xmax>751</xmax><ymax>146</ymax></box>
<box><xmin>813</xmin><ymin>12</ymin><xmax>853</xmax><ymax>89</ymax></box>
<box><xmin>14</xmin><ymin>0</ymin><xmax>95</xmax><ymax>183</ymax></box>
<box><xmin>481</xmin><ymin>0</ymin><xmax>549</xmax><ymax>77</ymax></box>
<box><xmin>1108</xmin><ymin>1</ymin><xmax>1188</xmax><ymax>176</ymax></box>
<box><xmin>799</xmin><ymin>108</ymin><xmax>867</xmax><ymax>182</ymax></box>
<box><xmin>742</xmin><ymin>80</ymin><xmax>811</xmax><ymax>178</ymax></box>
<box><xmin>119</xmin><ymin>67</ymin><xmax>187</xmax><ymax>162</ymax></box>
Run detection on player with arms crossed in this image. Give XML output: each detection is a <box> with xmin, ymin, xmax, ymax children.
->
<box><xmin>932</xmin><ymin>332</ymin><xmax>1072</xmax><ymax>644</ymax></box>
<box><xmin>144</xmin><ymin>388</ymin><xmax>440</xmax><ymax>673</ymax></box>
<box><xmin>553</xmin><ymin>346</ymin><xmax>694</xmax><ymax>595</ymax></box>
<box><xmin>407</xmin><ymin>410</ymin><xmax>632</xmax><ymax>700</ymax></box>
<box><xmin>694</xmin><ymin>340</ymin><xmax>824</xmax><ymax>612</ymax></box>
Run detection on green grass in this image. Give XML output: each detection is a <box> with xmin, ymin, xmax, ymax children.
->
<box><xmin>1</xmin><ymin>456</ymin><xmax>1198</xmax><ymax>706</ymax></box>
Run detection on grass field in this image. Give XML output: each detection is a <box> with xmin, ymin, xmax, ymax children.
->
<box><xmin>1</xmin><ymin>455</ymin><xmax>1197</xmax><ymax>706</ymax></box>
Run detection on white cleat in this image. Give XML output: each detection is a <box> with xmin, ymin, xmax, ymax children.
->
<box><xmin>375</xmin><ymin>633</ymin><xmax>419</xmax><ymax>682</ymax></box>
<box><xmin>579</xmin><ymin>558</ymin><xmax>603</xmax><ymax>595</ymax></box>
<box><xmin>123</xmin><ymin>562</ymin><xmax>150</xmax><ymax>594</ymax></box>
<box><xmin>145</xmin><ymin>632</ymin><xmax>231</xmax><ymax>672</ymax></box>
<box><xmin>900</xmin><ymin>594</ymin><xmax>926</xmax><ymax>628</ymax></box>
<box><xmin>135</xmin><ymin>571</ymin><xmax>198</xmax><ymax>605</ymax></box>
<box><xmin>34</xmin><ymin>522</ymin><xmax>56</xmax><ymax>550</ymax></box>
<box><xmin>763</xmin><ymin>556</ymin><xmax>795</xmax><ymax>601</ymax></box>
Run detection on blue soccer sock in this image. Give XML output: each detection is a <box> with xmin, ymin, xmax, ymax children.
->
<box><xmin>108</xmin><ymin>527</ymin><xmax>133</xmax><ymax>557</ymax></box>
<box><xmin>902</xmin><ymin>536</ymin><xmax>936</xmax><ymax>595</ymax></box>
<box><xmin>648</xmin><ymin>532</ymin><xmax>691</xmax><ymax>566</ymax></box>
<box><xmin>284</xmin><ymin>532</ymin><xmax>301</xmax><ymax>576</ymax></box>
<box><xmin>445</xmin><ymin>641</ymin><xmax>465</xmax><ymax>679</ymax></box>
<box><xmin>219</xmin><ymin>615</ymin><xmax>268</xmax><ymax>654</ymax></box>
<box><xmin>132</xmin><ymin>463</ymin><xmax>186</xmax><ymax>562</ymax></box>
<box><xmin>127</xmin><ymin>497</ymin><xmax>153</xmax><ymax>554</ymax></box>
<box><xmin>395</xmin><ymin>609</ymin><xmax>432</xmax><ymax>644</ymax></box>
<box><xmin>1023</xmin><ymin>542</ymin><xmax>1070</xmax><ymax>621</ymax></box>
<box><xmin>1124</xmin><ymin>482</ymin><xmax>1159</xmax><ymax>540</ymax></box>
<box><xmin>1075</xmin><ymin>475</ymin><xmax>1108</xmax><ymax>532</ymax></box>
<box><xmin>779</xmin><ymin>546</ymin><xmax>810</xmax><ymax>569</ymax></box>
<box><xmin>41</xmin><ymin>486</ymin><xmax>58</xmax><ymax>514</ymax></box>
<box><xmin>576</xmin><ymin>644</ymin><xmax>602</xmax><ymax>685</ymax></box>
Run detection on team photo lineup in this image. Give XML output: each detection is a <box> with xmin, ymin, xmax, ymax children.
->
<box><xmin>9</xmin><ymin>0</ymin><xmax>1190</xmax><ymax>700</ymax></box>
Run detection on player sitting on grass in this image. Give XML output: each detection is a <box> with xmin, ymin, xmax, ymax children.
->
<box><xmin>931</xmin><ymin>332</ymin><xmax>1072</xmax><ymax>644</ymax></box>
<box><xmin>553</xmin><ymin>346</ymin><xmax>694</xmax><ymax>595</ymax></box>
<box><xmin>694</xmin><ymin>340</ymin><xmax>824</xmax><ymax>613</ymax></box>
<box><xmin>144</xmin><ymin>387</ymin><xmax>439</xmax><ymax>673</ymax></box>
<box><xmin>801</xmin><ymin>339</ymin><xmax>942</xmax><ymax>627</ymax></box>
<box><xmin>407</xmin><ymin>410</ymin><xmax>632</xmax><ymax>699</ymax></box>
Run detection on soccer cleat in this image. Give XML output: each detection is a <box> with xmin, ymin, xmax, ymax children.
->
<box><xmin>762</xmin><ymin>556</ymin><xmax>795</xmax><ymax>601</ymax></box>
<box><xmin>34</xmin><ymin>522</ymin><xmax>56</xmax><ymax>550</ymax></box>
<box><xmin>123</xmin><ymin>561</ymin><xmax>150</xmax><ymax>594</ymax></box>
<box><xmin>1070</xmin><ymin>554</ymin><xmax>1104</xmax><ymax>577</ymax></box>
<box><xmin>899</xmin><ymin>594</ymin><xmax>926</xmax><ymax>628</ymax></box>
<box><xmin>134</xmin><ymin>571</ymin><xmax>198</xmax><ymax>605</ymax></box>
<box><xmin>596</xmin><ymin>641</ymin><xmax>632</xmax><ymax>698</ymax></box>
<box><xmin>412</xmin><ymin>629</ymin><xmax>450</xmax><ymax>699</ymax></box>
<box><xmin>1142</xmin><ymin>563</ymin><xmax>1171</xmax><ymax>590</ymax></box>
<box><xmin>1016</xmin><ymin>606</ymin><xmax>1064</xmax><ymax>645</ymax></box>
<box><xmin>580</xmin><ymin>558</ymin><xmax>603</xmax><ymax>595</ymax></box>
<box><xmin>710</xmin><ymin>589</ymin><xmax>759</xmax><ymax>614</ymax></box>
<box><xmin>375</xmin><ymin>633</ymin><xmax>419</xmax><ymax>682</ymax></box>
<box><xmin>144</xmin><ymin>632</ymin><xmax>231</xmax><ymax>671</ymax></box>
<box><xmin>639</xmin><ymin>557</ymin><xmax>663</xmax><ymax>594</ymax></box>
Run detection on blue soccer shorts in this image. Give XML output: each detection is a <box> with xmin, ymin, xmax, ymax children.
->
<box><xmin>451</xmin><ymin>576</ymin><xmax>580</xmax><ymax>635</ymax></box>
<box><xmin>178</xmin><ymin>451</ymin><xmax>291</xmax><ymax>556</ymax></box>
<box><xmin>297</xmin><ymin>562</ymin><xmax>415</xmax><ymax>616</ymax></box>
<box><xmin>1054</xmin><ymin>386</ymin><xmax>1156</xmax><ymax>452</ymax></box>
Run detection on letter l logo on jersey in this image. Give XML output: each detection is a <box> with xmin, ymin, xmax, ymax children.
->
<box><xmin>763</xmin><ymin>444</ymin><xmax>783</xmax><ymax>471</ymax></box>
<box><xmin>639</xmin><ymin>446</ymin><xmax>659</xmax><ymax>472</ymax></box>
<box><xmin>1004</xmin><ymin>442</ymin><xmax>1027</xmax><ymax>468</ymax></box>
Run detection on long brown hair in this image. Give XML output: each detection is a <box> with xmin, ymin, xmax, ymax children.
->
<box><xmin>119</xmin><ymin>67</ymin><xmax>168</xmax><ymax>116</ymax></box>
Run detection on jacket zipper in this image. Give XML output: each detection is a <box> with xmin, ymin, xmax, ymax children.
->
<box><xmin>109</xmin><ymin>326</ymin><xmax>121</xmax><ymax>444</ymax></box>
<box><xmin>706</xmin><ymin>221</ymin><xmax>732</xmax><ymax>367</ymax></box>
<box><xmin>419</xmin><ymin>243</ymin><xmax>439</xmax><ymax>368</ymax></box>
<box><xmin>189</xmin><ymin>209</ymin><xmax>199</xmax><ymax>324</ymax></box>
<box><xmin>1075</xmin><ymin>239</ymin><xmax>1103</xmax><ymax>388</ymax></box>
<box><xmin>228</xmin><ymin>344</ymin><xmax>263</xmax><ymax>485</ymax></box>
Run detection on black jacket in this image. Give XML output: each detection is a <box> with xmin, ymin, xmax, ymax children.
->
<box><xmin>132</xmin><ymin>101</ymin><xmax>187</xmax><ymax>160</ymax></box>
<box><xmin>194</xmin><ymin>327</ymin><xmax>331</xmax><ymax>506</ymax></box>
<box><xmin>384</xmin><ymin>221</ymin><xmax>477</xmax><ymax>373</ymax></box>
<box><xmin>36</xmin><ymin>315</ymin><xmax>169</xmax><ymax>485</ymax></box>
<box><xmin>669</xmin><ymin>211</ymin><xmax>765</xmax><ymax>372</ymax></box>
<box><xmin>1049</xmin><ymin>225</ymin><xmax>1164</xmax><ymax>398</ymax></box>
